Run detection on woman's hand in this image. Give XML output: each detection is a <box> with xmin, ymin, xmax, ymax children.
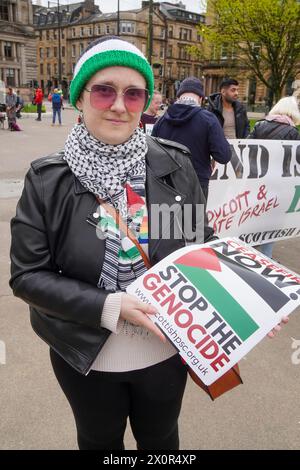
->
<box><xmin>120</xmin><ymin>293</ymin><xmax>166</xmax><ymax>343</ymax></box>
<box><xmin>267</xmin><ymin>316</ymin><xmax>289</xmax><ymax>338</ymax></box>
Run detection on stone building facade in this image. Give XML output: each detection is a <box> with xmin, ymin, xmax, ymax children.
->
<box><xmin>0</xmin><ymin>0</ymin><xmax>37</xmax><ymax>89</ymax></box>
<box><xmin>33</xmin><ymin>0</ymin><xmax>205</xmax><ymax>99</ymax></box>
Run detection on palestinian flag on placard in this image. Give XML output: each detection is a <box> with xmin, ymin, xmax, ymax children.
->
<box><xmin>174</xmin><ymin>247</ymin><xmax>290</xmax><ymax>342</ymax></box>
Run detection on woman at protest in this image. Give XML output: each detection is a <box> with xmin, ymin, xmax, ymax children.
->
<box><xmin>248</xmin><ymin>96</ymin><xmax>300</xmax><ymax>258</ymax></box>
<box><xmin>9</xmin><ymin>37</ymin><xmax>286</xmax><ymax>450</ymax></box>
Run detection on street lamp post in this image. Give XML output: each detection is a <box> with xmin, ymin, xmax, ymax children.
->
<box><xmin>117</xmin><ymin>0</ymin><xmax>120</xmax><ymax>36</ymax></box>
<box><xmin>48</xmin><ymin>0</ymin><xmax>62</xmax><ymax>87</ymax></box>
<box><xmin>57</xmin><ymin>0</ymin><xmax>62</xmax><ymax>86</ymax></box>
<box><xmin>147</xmin><ymin>0</ymin><xmax>153</xmax><ymax>65</ymax></box>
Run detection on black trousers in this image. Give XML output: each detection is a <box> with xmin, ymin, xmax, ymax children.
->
<box><xmin>50</xmin><ymin>349</ymin><xmax>187</xmax><ymax>450</ymax></box>
<box><xmin>36</xmin><ymin>103</ymin><xmax>42</xmax><ymax>120</ymax></box>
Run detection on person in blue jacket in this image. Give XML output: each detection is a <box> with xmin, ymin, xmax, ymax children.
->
<box><xmin>51</xmin><ymin>88</ymin><xmax>63</xmax><ymax>126</ymax></box>
<box><xmin>152</xmin><ymin>77</ymin><xmax>231</xmax><ymax>201</ymax></box>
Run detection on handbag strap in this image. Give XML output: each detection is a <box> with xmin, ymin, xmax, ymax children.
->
<box><xmin>96</xmin><ymin>196</ymin><xmax>152</xmax><ymax>269</ymax></box>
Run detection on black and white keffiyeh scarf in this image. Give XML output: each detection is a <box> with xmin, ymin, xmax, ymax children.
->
<box><xmin>64</xmin><ymin>123</ymin><xmax>148</xmax><ymax>292</ymax></box>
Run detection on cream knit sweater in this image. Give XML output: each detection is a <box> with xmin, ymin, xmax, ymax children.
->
<box><xmin>91</xmin><ymin>292</ymin><xmax>176</xmax><ymax>372</ymax></box>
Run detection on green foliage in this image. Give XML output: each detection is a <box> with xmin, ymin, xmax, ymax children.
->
<box><xmin>193</xmin><ymin>0</ymin><xmax>300</xmax><ymax>101</ymax></box>
<box><xmin>23</xmin><ymin>104</ymin><xmax>46</xmax><ymax>113</ymax></box>
<box><xmin>249</xmin><ymin>119</ymin><xmax>257</xmax><ymax>131</ymax></box>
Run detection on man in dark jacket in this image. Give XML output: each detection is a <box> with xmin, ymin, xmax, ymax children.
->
<box><xmin>152</xmin><ymin>77</ymin><xmax>231</xmax><ymax>200</ymax></box>
<box><xmin>208</xmin><ymin>78</ymin><xmax>250</xmax><ymax>139</ymax></box>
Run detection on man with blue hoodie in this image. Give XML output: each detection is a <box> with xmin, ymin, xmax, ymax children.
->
<box><xmin>152</xmin><ymin>77</ymin><xmax>231</xmax><ymax>201</ymax></box>
<box><xmin>50</xmin><ymin>88</ymin><xmax>63</xmax><ymax>126</ymax></box>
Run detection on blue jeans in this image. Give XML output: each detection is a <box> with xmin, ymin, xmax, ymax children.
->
<box><xmin>52</xmin><ymin>108</ymin><xmax>61</xmax><ymax>124</ymax></box>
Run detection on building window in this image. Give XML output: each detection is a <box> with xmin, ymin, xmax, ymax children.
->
<box><xmin>179</xmin><ymin>45</ymin><xmax>190</xmax><ymax>60</ymax></box>
<box><xmin>179</xmin><ymin>28</ymin><xmax>191</xmax><ymax>41</ymax></box>
<box><xmin>0</xmin><ymin>1</ymin><xmax>9</xmax><ymax>21</ymax></box>
<box><xmin>46</xmin><ymin>47</ymin><xmax>50</xmax><ymax>58</ymax></box>
<box><xmin>97</xmin><ymin>25</ymin><xmax>101</xmax><ymax>35</ymax></box>
<box><xmin>4</xmin><ymin>42</ymin><xmax>13</xmax><ymax>58</ymax></box>
<box><xmin>6</xmin><ymin>68</ymin><xmax>15</xmax><ymax>86</ymax></box>
<box><xmin>54</xmin><ymin>47</ymin><xmax>57</xmax><ymax>58</ymax></box>
<box><xmin>179</xmin><ymin>46</ymin><xmax>186</xmax><ymax>60</ymax></box>
<box><xmin>106</xmin><ymin>25</ymin><xmax>110</xmax><ymax>34</ymax></box>
<box><xmin>221</xmin><ymin>44</ymin><xmax>228</xmax><ymax>60</ymax></box>
<box><xmin>167</xmin><ymin>65</ymin><xmax>172</xmax><ymax>78</ymax></box>
<box><xmin>47</xmin><ymin>64</ymin><xmax>51</xmax><ymax>76</ymax></box>
<box><xmin>194</xmin><ymin>66</ymin><xmax>202</xmax><ymax>79</ymax></box>
<box><xmin>167</xmin><ymin>45</ymin><xmax>172</xmax><ymax>58</ymax></box>
<box><xmin>80</xmin><ymin>27</ymin><xmax>84</xmax><ymax>37</ymax></box>
<box><xmin>12</xmin><ymin>3</ymin><xmax>16</xmax><ymax>22</ymax></box>
<box><xmin>39</xmin><ymin>48</ymin><xmax>43</xmax><ymax>59</ymax></box>
<box><xmin>89</xmin><ymin>27</ymin><xmax>92</xmax><ymax>36</ymax></box>
<box><xmin>72</xmin><ymin>28</ymin><xmax>76</xmax><ymax>37</ymax></box>
<box><xmin>62</xmin><ymin>46</ymin><xmax>65</xmax><ymax>57</ymax></box>
<box><xmin>61</xmin><ymin>29</ymin><xmax>65</xmax><ymax>39</ymax></box>
<box><xmin>120</xmin><ymin>22</ymin><xmax>134</xmax><ymax>33</ymax></box>
<box><xmin>168</xmin><ymin>26</ymin><xmax>173</xmax><ymax>38</ymax></box>
<box><xmin>40</xmin><ymin>64</ymin><xmax>44</xmax><ymax>75</ymax></box>
<box><xmin>79</xmin><ymin>43</ymin><xmax>84</xmax><ymax>54</ymax></box>
<box><xmin>39</xmin><ymin>31</ymin><xmax>43</xmax><ymax>40</ymax></box>
<box><xmin>46</xmin><ymin>30</ymin><xmax>50</xmax><ymax>40</ymax></box>
<box><xmin>160</xmin><ymin>45</ymin><xmax>164</xmax><ymax>59</ymax></box>
<box><xmin>53</xmin><ymin>30</ymin><xmax>57</xmax><ymax>39</ymax></box>
<box><xmin>160</xmin><ymin>28</ymin><xmax>165</xmax><ymax>39</ymax></box>
<box><xmin>54</xmin><ymin>63</ymin><xmax>58</xmax><ymax>75</ymax></box>
<box><xmin>72</xmin><ymin>44</ymin><xmax>76</xmax><ymax>57</ymax></box>
<box><xmin>180</xmin><ymin>67</ymin><xmax>186</xmax><ymax>80</ymax></box>
<box><xmin>211</xmin><ymin>45</ymin><xmax>217</xmax><ymax>61</ymax></box>
<box><xmin>252</xmin><ymin>42</ymin><xmax>261</xmax><ymax>58</ymax></box>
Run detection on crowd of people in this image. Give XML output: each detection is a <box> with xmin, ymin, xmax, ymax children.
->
<box><xmin>9</xmin><ymin>36</ymin><xmax>295</xmax><ymax>451</ymax></box>
<box><xmin>0</xmin><ymin>85</ymin><xmax>65</xmax><ymax>130</ymax></box>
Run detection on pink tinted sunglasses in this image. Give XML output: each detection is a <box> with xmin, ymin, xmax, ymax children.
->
<box><xmin>84</xmin><ymin>84</ymin><xmax>149</xmax><ymax>112</ymax></box>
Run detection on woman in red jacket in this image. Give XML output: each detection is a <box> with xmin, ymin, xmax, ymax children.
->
<box><xmin>34</xmin><ymin>87</ymin><xmax>44</xmax><ymax>121</ymax></box>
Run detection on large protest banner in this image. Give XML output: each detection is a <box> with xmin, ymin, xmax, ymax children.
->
<box><xmin>207</xmin><ymin>139</ymin><xmax>300</xmax><ymax>245</ymax></box>
<box><xmin>127</xmin><ymin>238</ymin><xmax>300</xmax><ymax>385</ymax></box>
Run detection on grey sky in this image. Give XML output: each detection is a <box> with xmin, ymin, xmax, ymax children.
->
<box><xmin>34</xmin><ymin>1</ymin><xmax>205</xmax><ymax>14</ymax></box>
<box><xmin>97</xmin><ymin>1</ymin><xmax>204</xmax><ymax>13</ymax></box>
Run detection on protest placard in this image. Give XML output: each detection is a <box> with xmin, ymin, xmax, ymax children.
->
<box><xmin>207</xmin><ymin>139</ymin><xmax>300</xmax><ymax>245</ymax></box>
<box><xmin>127</xmin><ymin>237</ymin><xmax>300</xmax><ymax>385</ymax></box>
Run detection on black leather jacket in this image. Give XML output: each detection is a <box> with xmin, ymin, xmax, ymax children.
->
<box><xmin>208</xmin><ymin>93</ymin><xmax>250</xmax><ymax>138</ymax></box>
<box><xmin>248</xmin><ymin>119</ymin><xmax>300</xmax><ymax>140</ymax></box>
<box><xmin>10</xmin><ymin>136</ymin><xmax>215</xmax><ymax>375</ymax></box>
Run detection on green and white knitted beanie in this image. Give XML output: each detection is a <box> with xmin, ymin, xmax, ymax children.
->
<box><xmin>70</xmin><ymin>36</ymin><xmax>154</xmax><ymax>110</ymax></box>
